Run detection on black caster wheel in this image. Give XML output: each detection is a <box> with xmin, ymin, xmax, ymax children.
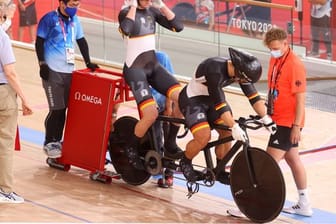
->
<box><xmin>46</xmin><ymin>158</ymin><xmax>71</xmax><ymax>171</ymax></box>
<box><xmin>90</xmin><ymin>172</ymin><xmax>112</xmax><ymax>184</ymax></box>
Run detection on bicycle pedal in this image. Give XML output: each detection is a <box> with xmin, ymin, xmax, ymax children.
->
<box><xmin>157</xmin><ymin>177</ymin><xmax>173</xmax><ymax>188</ymax></box>
<box><xmin>217</xmin><ymin>171</ymin><xmax>230</xmax><ymax>185</ymax></box>
<box><xmin>194</xmin><ymin>170</ymin><xmax>206</xmax><ymax>181</ymax></box>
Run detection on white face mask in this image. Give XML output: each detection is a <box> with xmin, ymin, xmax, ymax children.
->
<box><xmin>270</xmin><ymin>49</ymin><xmax>283</xmax><ymax>58</ymax></box>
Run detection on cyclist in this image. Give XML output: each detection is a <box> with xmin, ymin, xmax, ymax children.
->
<box><xmin>118</xmin><ymin>0</ymin><xmax>184</xmax><ymax>169</ymax></box>
<box><xmin>178</xmin><ymin>47</ymin><xmax>277</xmax><ymax>182</ymax></box>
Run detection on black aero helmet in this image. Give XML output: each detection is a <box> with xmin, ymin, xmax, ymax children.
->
<box><xmin>228</xmin><ymin>47</ymin><xmax>262</xmax><ymax>83</ymax></box>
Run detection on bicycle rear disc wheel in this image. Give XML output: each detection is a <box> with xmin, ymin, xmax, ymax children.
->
<box><xmin>109</xmin><ymin>116</ymin><xmax>151</xmax><ymax>186</ymax></box>
<box><xmin>230</xmin><ymin>147</ymin><xmax>285</xmax><ymax>223</ymax></box>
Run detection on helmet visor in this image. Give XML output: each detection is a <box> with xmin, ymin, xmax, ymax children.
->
<box><xmin>234</xmin><ymin>69</ymin><xmax>253</xmax><ymax>83</ymax></box>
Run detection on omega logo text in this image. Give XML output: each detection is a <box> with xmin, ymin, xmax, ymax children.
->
<box><xmin>74</xmin><ymin>91</ymin><xmax>102</xmax><ymax>105</ymax></box>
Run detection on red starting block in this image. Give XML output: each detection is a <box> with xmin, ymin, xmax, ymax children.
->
<box><xmin>47</xmin><ymin>68</ymin><xmax>133</xmax><ymax>183</ymax></box>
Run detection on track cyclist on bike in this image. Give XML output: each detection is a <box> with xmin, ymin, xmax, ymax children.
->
<box><xmin>178</xmin><ymin>47</ymin><xmax>277</xmax><ymax>182</ymax></box>
<box><xmin>118</xmin><ymin>0</ymin><xmax>184</xmax><ymax>169</ymax></box>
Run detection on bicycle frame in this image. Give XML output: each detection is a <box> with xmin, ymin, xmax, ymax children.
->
<box><xmin>154</xmin><ymin>115</ymin><xmax>261</xmax><ymax>187</ymax></box>
<box><xmin>110</xmin><ymin>114</ymin><xmax>286</xmax><ymax>223</ymax></box>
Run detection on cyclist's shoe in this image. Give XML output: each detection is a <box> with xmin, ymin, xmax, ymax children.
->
<box><xmin>124</xmin><ymin>146</ymin><xmax>144</xmax><ymax>170</ymax></box>
<box><xmin>282</xmin><ymin>202</ymin><xmax>313</xmax><ymax>217</ymax></box>
<box><xmin>157</xmin><ymin>176</ymin><xmax>174</xmax><ymax>188</ymax></box>
<box><xmin>43</xmin><ymin>142</ymin><xmax>62</xmax><ymax>158</ymax></box>
<box><xmin>216</xmin><ymin>171</ymin><xmax>230</xmax><ymax>185</ymax></box>
<box><xmin>158</xmin><ymin>169</ymin><xmax>174</xmax><ymax>188</ymax></box>
<box><xmin>164</xmin><ymin>145</ymin><xmax>183</xmax><ymax>160</ymax></box>
<box><xmin>179</xmin><ymin>155</ymin><xmax>199</xmax><ymax>182</ymax></box>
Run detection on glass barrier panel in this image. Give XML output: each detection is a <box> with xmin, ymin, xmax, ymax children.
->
<box><xmin>8</xmin><ymin>0</ymin><xmax>334</xmax><ymax>76</ymax></box>
<box><xmin>9</xmin><ymin>0</ymin><xmax>55</xmax><ymax>43</ymax></box>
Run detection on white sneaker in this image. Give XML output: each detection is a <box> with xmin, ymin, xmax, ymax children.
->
<box><xmin>0</xmin><ymin>191</ymin><xmax>24</xmax><ymax>204</ymax></box>
<box><xmin>283</xmin><ymin>202</ymin><xmax>313</xmax><ymax>217</ymax></box>
<box><xmin>43</xmin><ymin>142</ymin><xmax>62</xmax><ymax>158</ymax></box>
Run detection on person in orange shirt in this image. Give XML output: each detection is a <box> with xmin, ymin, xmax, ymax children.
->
<box><xmin>263</xmin><ymin>27</ymin><xmax>312</xmax><ymax>217</ymax></box>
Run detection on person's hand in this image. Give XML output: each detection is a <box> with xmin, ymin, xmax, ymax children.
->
<box><xmin>6</xmin><ymin>3</ymin><xmax>16</xmax><ymax>19</ymax></box>
<box><xmin>152</xmin><ymin>0</ymin><xmax>165</xmax><ymax>8</ymax></box>
<box><xmin>127</xmin><ymin>0</ymin><xmax>137</xmax><ymax>7</ymax></box>
<box><xmin>21</xmin><ymin>102</ymin><xmax>33</xmax><ymax>116</ymax></box>
<box><xmin>231</xmin><ymin>123</ymin><xmax>248</xmax><ymax>142</ymax></box>
<box><xmin>39</xmin><ymin>62</ymin><xmax>50</xmax><ymax>80</ymax></box>
<box><xmin>18</xmin><ymin>3</ymin><xmax>26</xmax><ymax>12</ymax></box>
<box><xmin>86</xmin><ymin>62</ymin><xmax>99</xmax><ymax>71</ymax></box>
<box><xmin>290</xmin><ymin>126</ymin><xmax>301</xmax><ymax>144</ymax></box>
<box><xmin>261</xmin><ymin>115</ymin><xmax>277</xmax><ymax>135</ymax></box>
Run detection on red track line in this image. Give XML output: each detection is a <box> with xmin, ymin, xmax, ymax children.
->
<box><xmin>299</xmin><ymin>144</ymin><xmax>336</xmax><ymax>155</ymax></box>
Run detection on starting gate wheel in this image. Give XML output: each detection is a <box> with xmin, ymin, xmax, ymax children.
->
<box><xmin>230</xmin><ymin>147</ymin><xmax>285</xmax><ymax>223</ymax></box>
<box><xmin>108</xmin><ymin>116</ymin><xmax>151</xmax><ymax>186</ymax></box>
<box><xmin>46</xmin><ymin>158</ymin><xmax>71</xmax><ymax>171</ymax></box>
<box><xmin>90</xmin><ymin>172</ymin><xmax>113</xmax><ymax>184</ymax></box>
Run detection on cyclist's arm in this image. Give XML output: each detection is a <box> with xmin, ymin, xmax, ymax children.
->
<box><xmin>205</xmin><ymin>73</ymin><xmax>234</xmax><ymax>127</ymax></box>
<box><xmin>239</xmin><ymin>82</ymin><xmax>268</xmax><ymax>116</ymax></box>
<box><xmin>251</xmin><ymin>99</ymin><xmax>268</xmax><ymax>117</ymax></box>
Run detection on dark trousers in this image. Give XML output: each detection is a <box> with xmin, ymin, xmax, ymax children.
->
<box><xmin>311</xmin><ymin>15</ymin><xmax>332</xmax><ymax>54</ymax></box>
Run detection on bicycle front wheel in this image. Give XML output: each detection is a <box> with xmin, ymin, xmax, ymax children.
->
<box><xmin>230</xmin><ymin>147</ymin><xmax>285</xmax><ymax>223</ymax></box>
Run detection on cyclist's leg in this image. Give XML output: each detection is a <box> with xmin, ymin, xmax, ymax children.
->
<box><xmin>135</xmin><ymin>105</ymin><xmax>158</xmax><ymax>137</ymax></box>
<box><xmin>214</xmin><ymin>129</ymin><xmax>231</xmax><ymax>184</ymax></box>
<box><xmin>151</xmin><ymin>65</ymin><xmax>183</xmax><ymax>156</ymax></box>
<box><xmin>214</xmin><ymin>129</ymin><xmax>231</xmax><ymax>160</ymax></box>
<box><xmin>108</xmin><ymin>116</ymin><xmax>151</xmax><ymax>185</ymax></box>
<box><xmin>163</xmin><ymin>99</ymin><xmax>183</xmax><ymax>156</ymax></box>
<box><xmin>123</xmin><ymin>67</ymin><xmax>158</xmax><ymax>169</ymax></box>
<box><xmin>178</xmin><ymin>89</ymin><xmax>211</xmax><ymax>181</ymax></box>
<box><xmin>204</xmin><ymin>104</ymin><xmax>231</xmax><ymax>161</ymax></box>
<box><xmin>214</xmin><ymin>106</ymin><xmax>235</xmax><ymax>163</ymax></box>
<box><xmin>180</xmin><ymin>127</ymin><xmax>211</xmax><ymax>182</ymax></box>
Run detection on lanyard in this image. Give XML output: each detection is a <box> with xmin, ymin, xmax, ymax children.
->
<box><xmin>57</xmin><ymin>10</ymin><xmax>75</xmax><ymax>45</ymax></box>
<box><xmin>59</xmin><ymin>18</ymin><xmax>74</xmax><ymax>44</ymax></box>
<box><xmin>270</xmin><ymin>49</ymin><xmax>290</xmax><ymax>94</ymax></box>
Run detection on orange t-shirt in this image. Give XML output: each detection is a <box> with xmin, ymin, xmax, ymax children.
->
<box><xmin>267</xmin><ymin>49</ymin><xmax>306</xmax><ymax>127</ymax></box>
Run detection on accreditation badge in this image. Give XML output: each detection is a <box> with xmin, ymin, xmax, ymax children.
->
<box><xmin>66</xmin><ymin>47</ymin><xmax>75</xmax><ymax>64</ymax></box>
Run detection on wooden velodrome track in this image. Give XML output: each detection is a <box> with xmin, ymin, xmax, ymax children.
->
<box><xmin>1</xmin><ymin>45</ymin><xmax>335</xmax><ymax>223</ymax></box>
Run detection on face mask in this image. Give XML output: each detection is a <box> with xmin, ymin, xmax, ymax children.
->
<box><xmin>65</xmin><ymin>6</ymin><xmax>77</xmax><ymax>17</ymax></box>
<box><xmin>270</xmin><ymin>49</ymin><xmax>283</xmax><ymax>58</ymax></box>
